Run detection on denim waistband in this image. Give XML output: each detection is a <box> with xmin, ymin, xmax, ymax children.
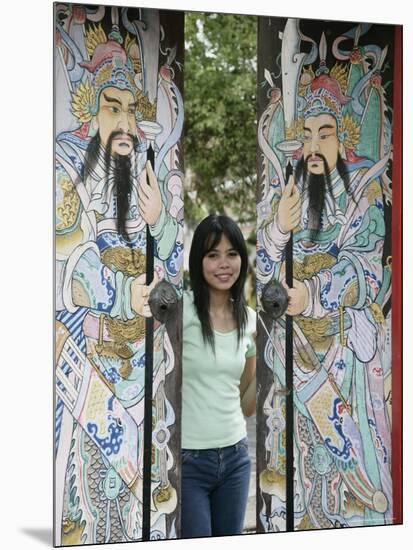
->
<box><xmin>182</xmin><ymin>436</ymin><xmax>248</xmax><ymax>454</ymax></box>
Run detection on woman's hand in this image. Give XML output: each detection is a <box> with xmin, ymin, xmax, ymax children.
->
<box><xmin>283</xmin><ymin>279</ymin><xmax>309</xmax><ymax>316</ymax></box>
<box><xmin>130</xmin><ymin>271</ymin><xmax>160</xmax><ymax>317</ymax></box>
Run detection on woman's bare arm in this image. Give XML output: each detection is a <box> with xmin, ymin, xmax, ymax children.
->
<box><xmin>240</xmin><ymin>355</ymin><xmax>256</xmax><ymax>417</ymax></box>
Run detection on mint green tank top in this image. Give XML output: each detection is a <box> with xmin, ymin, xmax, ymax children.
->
<box><xmin>181</xmin><ymin>291</ymin><xmax>256</xmax><ymax>449</ymax></box>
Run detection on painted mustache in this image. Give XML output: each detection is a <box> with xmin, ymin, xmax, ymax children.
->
<box><xmin>305</xmin><ymin>153</ymin><xmax>328</xmax><ymax>167</ymax></box>
<box><xmin>107</xmin><ymin>130</ymin><xmax>138</xmax><ymax>153</ymax></box>
<box><xmin>109</xmin><ymin>130</ymin><xmax>136</xmax><ymax>141</ymax></box>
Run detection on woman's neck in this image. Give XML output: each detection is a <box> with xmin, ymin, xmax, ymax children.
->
<box><xmin>208</xmin><ymin>288</ymin><xmax>236</xmax><ymax>332</ymax></box>
<box><xmin>208</xmin><ymin>289</ymin><xmax>232</xmax><ymax>315</ymax></box>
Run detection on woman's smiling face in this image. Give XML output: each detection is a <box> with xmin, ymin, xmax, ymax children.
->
<box><xmin>202</xmin><ymin>234</ymin><xmax>241</xmax><ymax>292</ymax></box>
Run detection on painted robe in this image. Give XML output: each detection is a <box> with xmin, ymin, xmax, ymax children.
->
<box><xmin>257</xmin><ymin>164</ymin><xmax>392</xmax><ymax>530</ymax></box>
<box><xmin>55</xmin><ymin>130</ymin><xmax>181</xmax><ymax>544</ymax></box>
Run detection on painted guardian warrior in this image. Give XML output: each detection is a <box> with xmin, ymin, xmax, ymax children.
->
<box><xmin>257</xmin><ymin>20</ymin><xmax>393</xmax><ymax>530</ymax></box>
<box><xmin>55</xmin><ymin>4</ymin><xmax>183</xmax><ymax>544</ymax></box>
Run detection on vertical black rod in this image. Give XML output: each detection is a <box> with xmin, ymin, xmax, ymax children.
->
<box><xmin>285</xmin><ymin>161</ymin><xmax>294</xmax><ymax>532</ymax></box>
<box><xmin>142</xmin><ymin>143</ymin><xmax>155</xmax><ymax>541</ymax></box>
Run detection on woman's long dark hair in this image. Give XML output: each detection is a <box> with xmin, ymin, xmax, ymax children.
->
<box><xmin>189</xmin><ymin>214</ymin><xmax>249</xmax><ymax>351</ymax></box>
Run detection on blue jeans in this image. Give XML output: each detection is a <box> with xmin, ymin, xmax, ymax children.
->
<box><xmin>181</xmin><ymin>437</ymin><xmax>251</xmax><ymax>538</ymax></box>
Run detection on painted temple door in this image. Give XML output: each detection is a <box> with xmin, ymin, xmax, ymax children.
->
<box><xmin>256</xmin><ymin>16</ymin><xmax>402</xmax><ymax>533</ymax></box>
<box><xmin>54</xmin><ymin>4</ymin><xmax>184</xmax><ymax>544</ymax></box>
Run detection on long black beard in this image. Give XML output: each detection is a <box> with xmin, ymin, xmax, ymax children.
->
<box><xmin>83</xmin><ymin>131</ymin><xmax>138</xmax><ymax>242</ymax></box>
<box><xmin>104</xmin><ymin>132</ymin><xmax>134</xmax><ymax>242</ymax></box>
<box><xmin>83</xmin><ymin>133</ymin><xmax>100</xmax><ymax>182</ymax></box>
<box><xmin>295</xmin><ymin>153</ymin><xmax>350</xmax><ymax>237</ymax></box>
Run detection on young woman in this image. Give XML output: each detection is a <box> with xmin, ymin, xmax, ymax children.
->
<box><xmin>181</xmin><ymin>214</ymin><xmax>256</xmax><ymax>538</ymax></box>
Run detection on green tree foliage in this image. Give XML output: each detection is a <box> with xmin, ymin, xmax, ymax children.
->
<box><xmin>184</xmin><ymin>12</ymin><xmax>257</xmax><ymax>226</ymax></box>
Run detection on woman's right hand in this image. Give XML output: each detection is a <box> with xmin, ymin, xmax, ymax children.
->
<box><xmin>277</xmin><ymin>175</ymin><xmax>301</xmax><ymax>233</ymax></box>
<box><xmin>282</xmin><ymin>279</ymin><xmax>309</xmax><ymax>316</ymax></box>
<box><xmin>131</xmin><ymin>272</ymin><xmax>159</xmax><ymax>317</ymax></box>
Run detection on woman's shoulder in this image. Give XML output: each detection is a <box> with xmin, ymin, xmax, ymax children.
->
<box><xmin>245</xmin><ymin>305</ymin><xmax>256</xmax><ymax>334</ymax></box>
<box><xmin>183</xmin><ymin>290</ymin><xmax>197</xmax><ymax>327</ymax></box>
<box><xmin>183</xmin><ymin>289</ymin><xmax>195</xmax><ymax>307</ymax></box>
<box><xmin>246</xmin><ymin>305</ymin><xmax>256</xmax><ymax>322</ymax></box>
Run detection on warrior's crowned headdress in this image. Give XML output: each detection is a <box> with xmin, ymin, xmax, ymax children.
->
<box><xmin>297</xmin><ymin>52</ymin><xmax>362</xmax><ymax>156</ymax></box>
<box><xmin>303</xmin><ymin>74</ymin><xmax>352</xmax><ymax>131</ymax></box>
<box><xmin>80</xmin><ymin>39</ymin><xmax>138</xmax><ymax>113</ymax></box>
<box><xmin>70</xmin><ymin>24</ymin><xmax>155</xmax><ymax>125</ymax></box>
